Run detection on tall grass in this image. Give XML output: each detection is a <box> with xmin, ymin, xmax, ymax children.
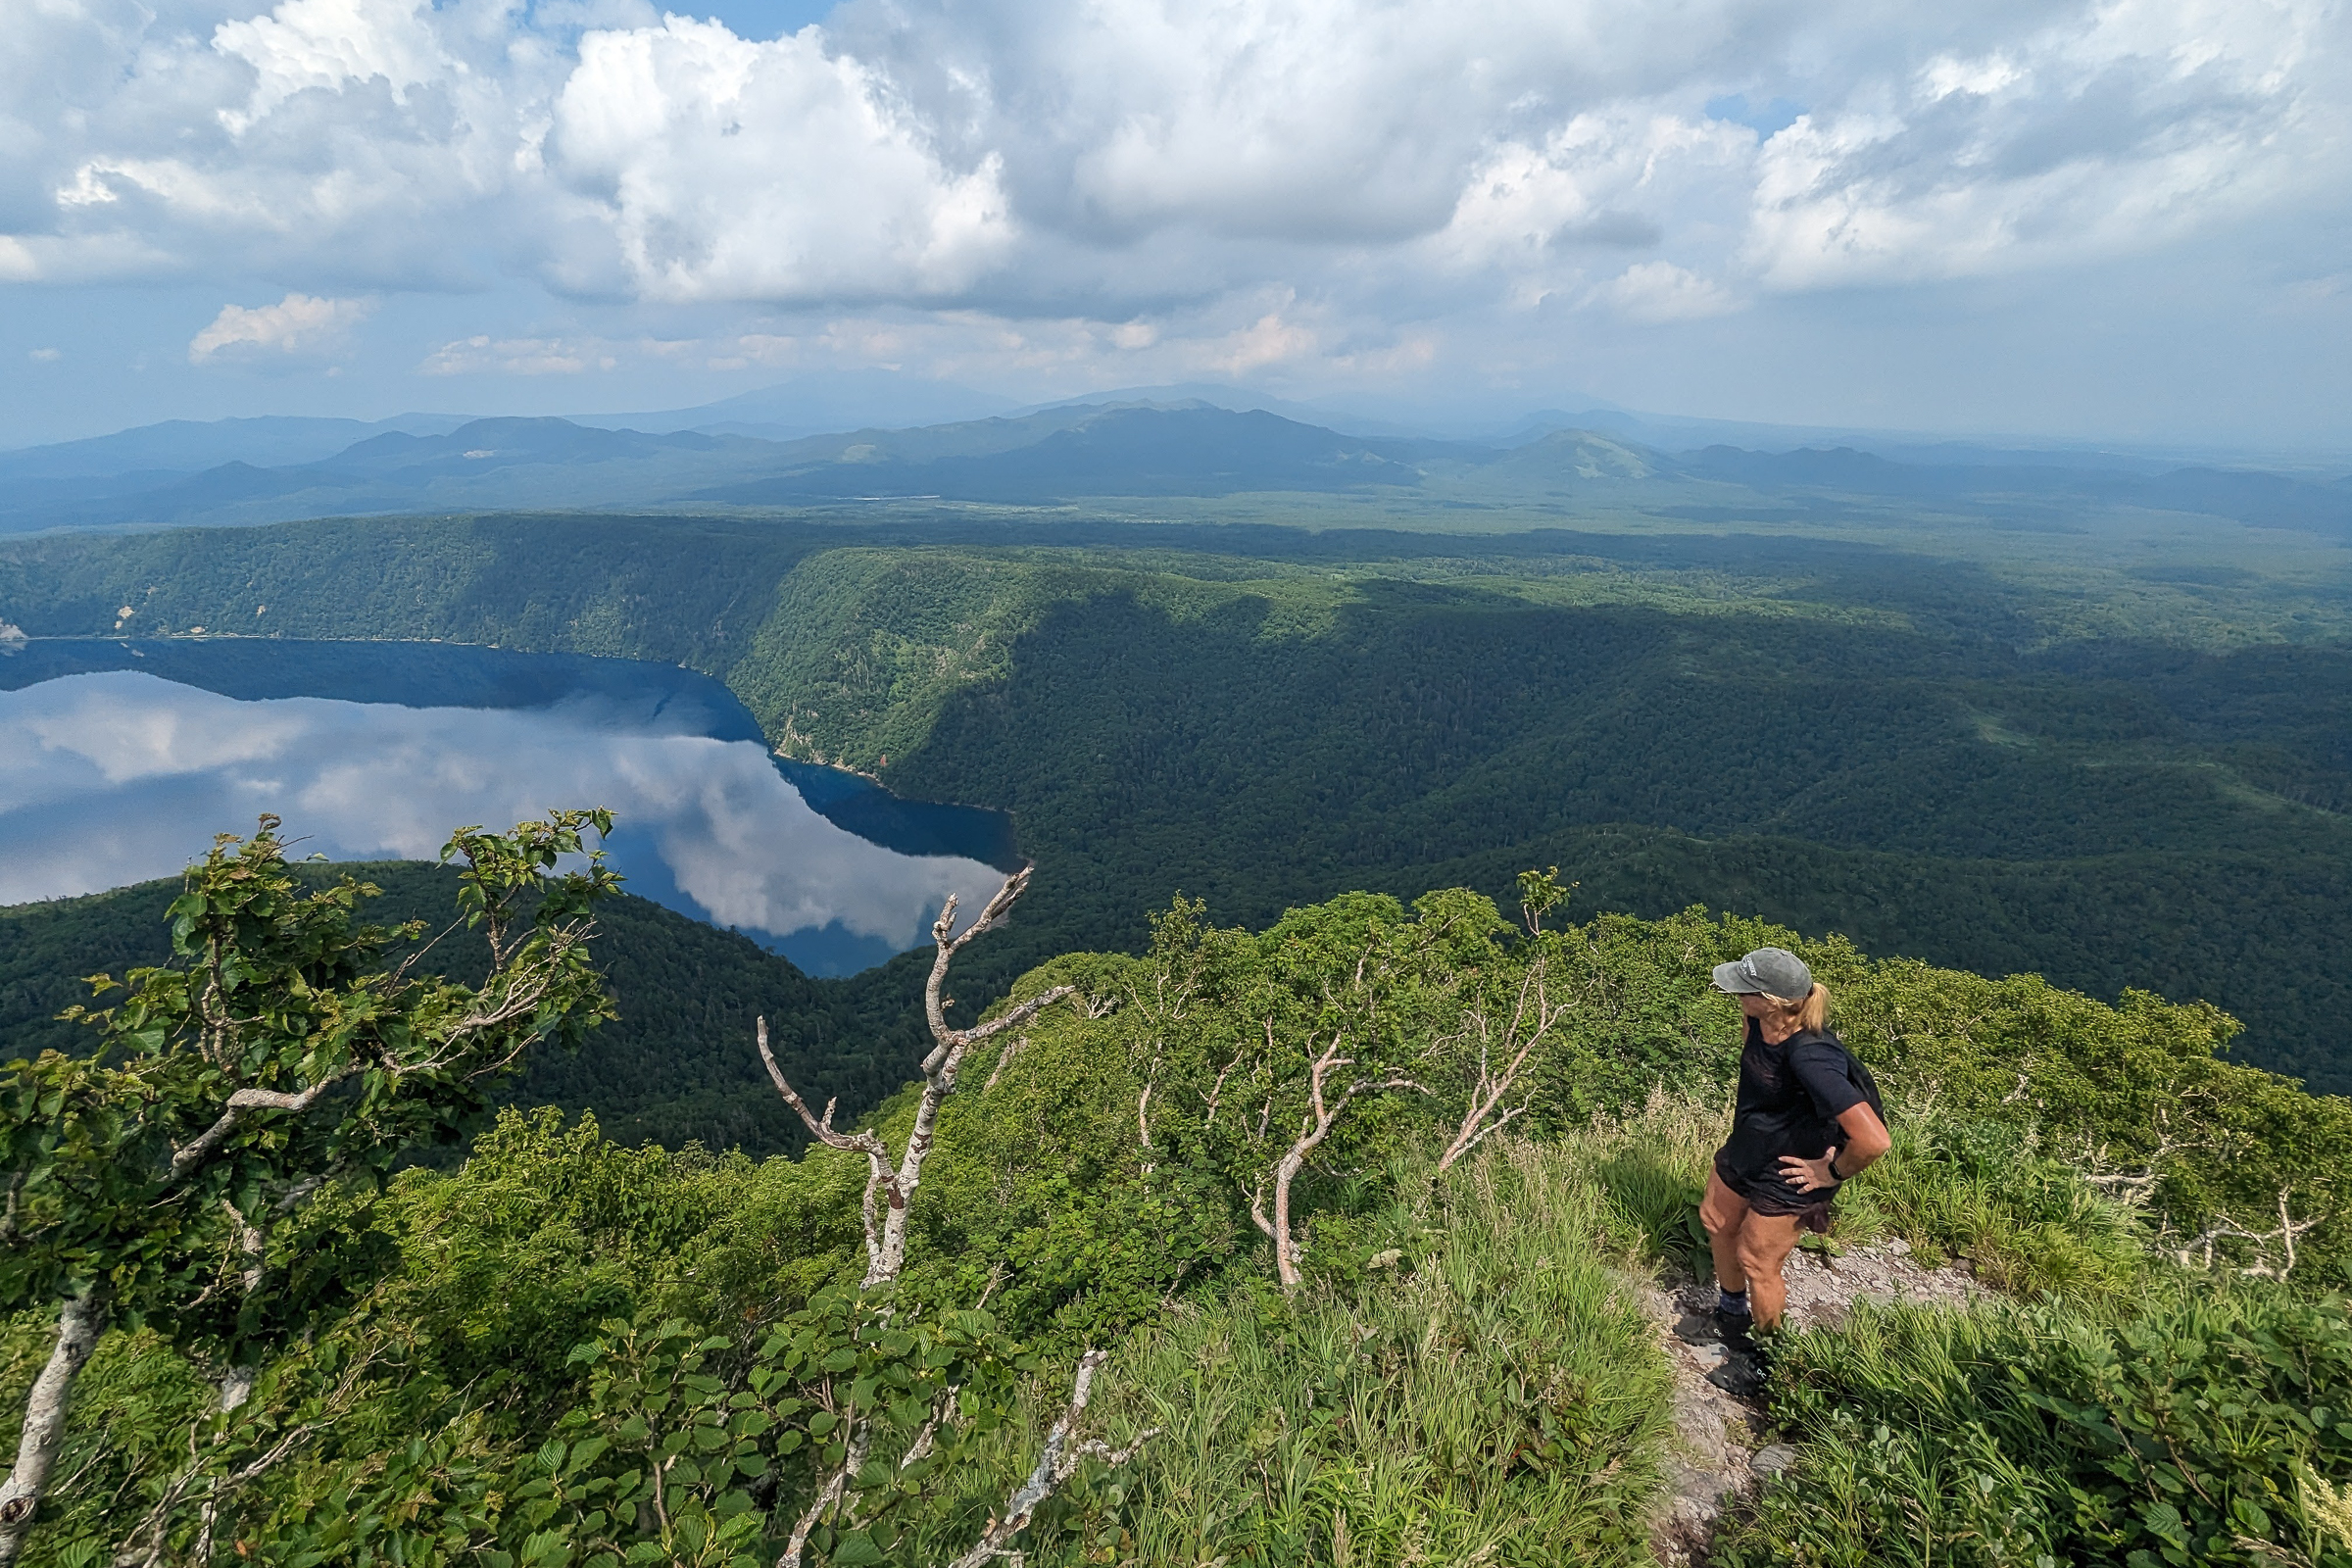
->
<box><xmin>1563</xmin><ymin>1087</ymin><xmax>1724</xmax><ymax>1275</ymax></box>
<box><xmin>1540</xmin><ymin>1084</ymin><xmax>2145</xmax><ymax>1301</ymax></box>
<box><xmin>1716</xmin><ymin>1288</ymin><xmax>2352</xmax><ymax>1567</ymax></box>
<box><xmin>921</xmin><ymin>1140</ymin><xmax>1675</xmax><ymax>1567</ymax></box>
<box><xmin>1839</xmin><ymin>1115</ymin><xmax>2145</xmax><ymax>1299</ymax></box>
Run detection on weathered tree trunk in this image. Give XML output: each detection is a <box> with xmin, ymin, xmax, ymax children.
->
<box><xmin>761</xmin><ymin>868</ymin><xmax>1070</xmax><ymax>1291</ymax></box>
<box><xmin>1270</xmin><ymin>1144</ymin><xmax>1313</xmax><ymax>1290</ymax></box>
<box><xmin>759</xmin><ymin>869</ymin><xmax>1147</xmax><ymax>1568</ymax></box>
<box><xmin>946</xmin><ymin>1350</ymin><xmax>1157</xmax><ymax>1568</ymax></box>
<box><xmin>0</xmin><ymin>1285</ymin><xmax>109</xmax><ymax>1564</ymax></box>
<box><xmin>1438</xmin><ymin>953</ymin><xmax>1567</xmax><ymax>1172</ymax></box>
<box><xmin>1261</xmin><ymin>1037</ymin><xmax>1421</xmax><ymax>1291</ymax></box>
<box><xmin>219</xmin><ymin>1201</ymin><xmax>268</xmax><ymax>1414</ymax></box>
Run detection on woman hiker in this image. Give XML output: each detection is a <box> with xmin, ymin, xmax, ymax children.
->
<box><xmin>1697</xmin><ymin>947</ymin><xmax>1892</xmax><ymax>1382</ymax></box>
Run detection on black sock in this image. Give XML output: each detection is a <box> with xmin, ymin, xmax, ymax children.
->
<box><xmin>1717</xmin><ymin>1287</ymin><xmax>1750</xmax><ymax>1317</ymax></box>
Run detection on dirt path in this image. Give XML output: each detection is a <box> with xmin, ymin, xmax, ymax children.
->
<box><xmin>1642</xmin><ymin>1240</ymin><xmax>1984</xmax><ymax>1564</ymax></box>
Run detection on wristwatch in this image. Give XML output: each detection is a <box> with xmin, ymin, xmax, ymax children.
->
<box><xmin>1825</xmin><ymin>1153</ymin><xmax>1846</xmax><ymax>1182</ymax></box>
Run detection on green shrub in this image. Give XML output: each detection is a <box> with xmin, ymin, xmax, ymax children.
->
<box><xmin>1836</xmin><ymin>1113</ymin><xmax>2146</xmax><ymax>1299</ymax></box>
<box><xmin>1722</xmin><ymin>1289</ymin><xmax>2352</xmax><ymax>1567</ymax></box>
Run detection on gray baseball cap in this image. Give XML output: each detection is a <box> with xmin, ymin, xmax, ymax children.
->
<box><xmin>1712</xmin><ymin>947</ymin><xmax>1812</xmax><ymax>998</ymax></box>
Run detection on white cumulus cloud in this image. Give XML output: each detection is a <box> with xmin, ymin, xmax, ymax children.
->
<box><xmin>418</xmin><ymin>334</ymin><xmax>616</xmax><ymax>375</ymax></box>
<box><xmin>543</xmin><ymin>17</ymin><xmax>1012</xmax><ymax>303</ymax></box>
<box><xmin>188</xmin><ymin>291</ymin><xmax>374</xmax><ymax>362</ymax></box>
<box><xmin>0</xmin><ymin>0</ymin><xmax>2345</xmax><ymax>409</ymax></box>
<box><xmin>1592</xmin><ymin>259</ymin><xmax>1739</xmax><ymax>321</ymax></box>
<box><xmin>211</xmin><ymin>0</ymin><xmax>447</xmax><ymax>134</ymax></box>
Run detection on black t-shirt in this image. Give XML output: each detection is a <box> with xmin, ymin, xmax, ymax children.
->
<box><xmin>1717</xmin><ymin>1021</ymin><xmax>1878</xmax><ymax>1202</ymax></box>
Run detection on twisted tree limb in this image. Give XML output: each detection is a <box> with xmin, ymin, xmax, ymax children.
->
<box><xmin>757</xmin><ymin>869</ymin><xmax>1147</xmax><ymax>1568</ymax></box>
<box><xmin>1439</xmin><ymin>952</ymin><xmax>1570</xmax><ymax>1173</ymax></box>
<box><xmin>1265</xmin><ymin>1030</ymin><xmax>1424</xmax><ymax>1289</ymax></box>
<box><xmin>760</xmin><ymin>869</ymin><xmax>1071</xmax><ymax>1289</ymax></box>
<box><xmin>0</xmin><ymin>1285</ymin><xmax>110</xmax><ymax>1565</ymax></box>
<box><xmin>945</xmin><ymin>1350</ymin><xmax>1159</xmax><ymax>1568</ymax></box>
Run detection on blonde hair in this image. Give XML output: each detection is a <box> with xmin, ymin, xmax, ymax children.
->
<box><xmin>1762</xmin><ymin>983</ymin><xmax>1832</xmax><ymax>1035</ymax></box>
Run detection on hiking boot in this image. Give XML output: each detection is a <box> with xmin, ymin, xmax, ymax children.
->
<box><xmin>1705</xmin><ymin>1348</ymin><xmax>1765</xmax><ymax>1398</ymax></box>
<box><xmin>1710</xmin><ymin>1307</ymin><xmax>1754</xmax><ymax>1350</ymax></box>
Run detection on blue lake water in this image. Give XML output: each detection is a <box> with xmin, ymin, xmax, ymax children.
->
<box><xmin>0</xmin><ymin>638</ymin><xmax>1020</xmax><ymax>975</ymax></box>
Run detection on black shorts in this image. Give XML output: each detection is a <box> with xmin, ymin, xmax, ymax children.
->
<box><xmin>1714</xmin><ymin>1150</ymin><xmax>1837</xmax><ymax>1235</ymax></box>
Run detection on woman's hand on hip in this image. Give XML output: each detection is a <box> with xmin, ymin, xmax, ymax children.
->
<box><xmin>1779</xmin><ymin>1148</ymin><xmax>1841</xmax><ymax>1193</ymax></box>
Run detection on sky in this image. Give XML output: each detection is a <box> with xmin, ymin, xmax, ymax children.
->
<box><xmin>3</xmin><ymin>0</ymin><xmax>2349</xmax><ymax>450</ymax></box>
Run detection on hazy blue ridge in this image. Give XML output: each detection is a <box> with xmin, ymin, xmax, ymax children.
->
<box><xmin>2</xmin><ymin>402</ymin><xmax>2347</xmax><ymax>537</ymax></box>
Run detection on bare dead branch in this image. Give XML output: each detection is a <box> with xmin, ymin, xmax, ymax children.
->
<box><xmin>1439</xmin><ymin>953</ymin><xmax>1572</xmax><ymax>1172</ymax></box>
<box><xmin>1443</xmin><ymin>1102</ymin><xmax>1528</xmax><ymax>1170</ymax></box>
<box><xmin>876</xmin><ymin>875</ymin><xmax>1073</xmax><ymax>1287</ymax></box>
<box><xmin>780</xmin><ymin>1414</ymin><xmax>876</xmax><ymax>1568</ymax></box>
<box><xmin>1249</xmin><ymin>1178</ymin><xmax>1274</xmax><ymax>1242</ymax></box>
<box><xmin>781</xmin><ymin>1466</ymin><xmax>845</xmax><ymax>1568</ymax></box>
<box><xmin>0</xmin><ymin>1286</ymin><xmax>109</xmax><ymax>1563</ymax></box>
<box><xmin>115</xmin><ymin>1420</ymin><xmax>318</xmax><ymax>1568</ymax></box>
<box><xmin>167</xmin><ymin>1073</ymin><xmax>360</xmax><ymax>1186</ymax></box>
<box><xmin>757</xmin><ymin>1018</ymin><xmax>886</xmax><ymax>1158</ymax></box>
<box><xmin>922</xmin><ymin>870</ymin><xmax>1035</xmax><ymax>1057</ymax></box>
<box><xmin>982</xmin><ymin>1035</ymin><xmax>1031</xmax><ymax>1095</ymax></box>
<box><xmin>215</xmin><ymin>1200</ymin><xmax>269</xmax><ymax>1414</ymax></box>
<box><xmin>2078</xmin><ymin>1124</ymin><xmax>2193</xmax><ymax>1202</ymax></box>
<box><xmin>759</xmin><ymin>872</ymin><xmax>1071</xmax><ymax>1289</ymax></box>
<box><xmin>1262</xmin><ymin>1031</ymin><xmax>1428</xmax><ymax>1289</ymax></box>
<box><xmin>896</xmin><ymin>1382</ymin><xmax>963</xmax><ymax>1478</ymax></box>
<box><xmin>1201</xmin><ymin>1043</ymin><xmax>1246</xmax><ymax>1128</ymax></box>
<box><xmin>2174</xmin><ymin>1187</ymin><xmax>2322</xmax><ymax>1278</ymax></box>
<box><xmin>760</xmin><ymin>1016</ymin><xmax>891</xmax><ymax>1272</ymax></box>
<box><xmin>945</xmin><ymin>1350</ymin><xmax>1158</xmax><ymax>1568</ymax></box>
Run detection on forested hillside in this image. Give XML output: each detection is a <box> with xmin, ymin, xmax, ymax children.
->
<box><xmin>847</xmin><ymin>564</ymin><xmax>2352</xmax><ymax>1090</ymax></box>
<box><xmin>7</xmin><ymin>508</ymin><xmax>2347</xmax><ymax>1094</ymax></box>
<box><xmin>8</xmin><ymin>840</ymin><xmax>2352</xmax><ymax>1564</ymax></box>
<box><xmin>7</xmin><ymin>482</ymin><xmax>2352</xmax><ymax>1557</ymax></box>
<box><xmin>0</xmin><ymin>865</ymin><xmax>943</xmax><ymax>1155</ymax></box>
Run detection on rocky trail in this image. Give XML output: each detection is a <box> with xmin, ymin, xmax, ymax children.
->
<box><xmin>1642</xmin><ymin>1239</ymin><xmax>1986</xmax><ymax>1563</ymax></box>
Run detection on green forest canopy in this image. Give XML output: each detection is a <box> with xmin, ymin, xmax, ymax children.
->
<box><xmin>5</xmin><ymin>507</ymin><xmax>2349</xmax><ymax>1094</ymax></box>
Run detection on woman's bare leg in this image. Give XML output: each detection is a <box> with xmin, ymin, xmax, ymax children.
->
<box><xmin>1698</xmin><ymin>1170</ymin><xmax>1753</xmax><ymax>1294</ymax></box>
<box><xmin>1734</xmin><ymin>1212</ymin><xmax>1806</xmax><ymax>1328</ymax></box>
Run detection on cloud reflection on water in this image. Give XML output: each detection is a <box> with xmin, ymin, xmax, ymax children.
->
<box><xmin>0</xmin><ymin>671</ymin><xmax>1005</xmax><ymax>971</ymax></box>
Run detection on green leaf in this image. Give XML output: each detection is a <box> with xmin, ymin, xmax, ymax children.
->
<box><xmin>829</xmin><ymin>1531</ymin><xmax>887</xmax><ymax>1565</ymax></box>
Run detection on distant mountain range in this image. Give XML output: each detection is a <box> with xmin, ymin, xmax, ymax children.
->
<box><xmin>571</xmin><ymin>369</ymin><xmax>1017</xmax><ymax>440</ymax></box>
<box><xmin>1</xmin><ymin>397</ymin><xmax>2346</xmax><ymax>539</ymax></box>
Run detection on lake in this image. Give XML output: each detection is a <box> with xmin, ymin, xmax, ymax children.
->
<box><xmin>0</xmin><ymin>638</ymin><xmax>1020</xmax><ymax>975</ymax></box>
